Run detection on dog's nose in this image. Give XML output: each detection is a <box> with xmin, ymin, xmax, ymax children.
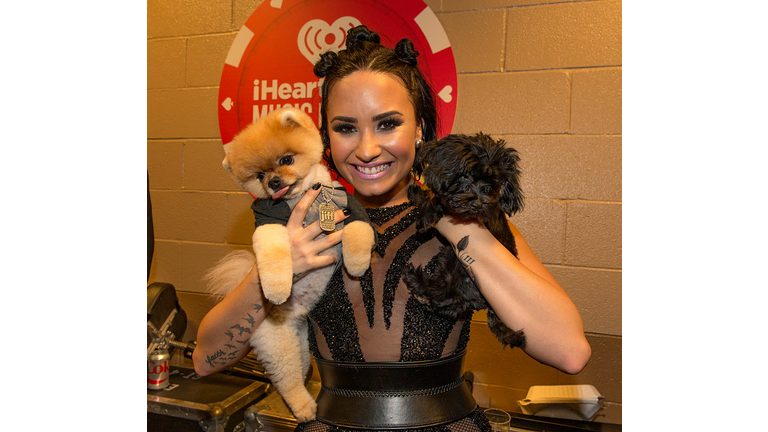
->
<box><xmin>268</xmin><ymin>177</ymin><xmax>282</xmax><ymax>190</ymax></box>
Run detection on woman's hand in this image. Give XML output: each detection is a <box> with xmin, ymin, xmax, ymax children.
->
<box><xmin>286</xmin><ymin>184</ymin><xmax>350</xmax><ymax>278</ymax></box>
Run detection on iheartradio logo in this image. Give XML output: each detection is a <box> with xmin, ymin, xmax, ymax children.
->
<box><xmin>297</xmin><ymin>17</ymin><xmax>361</xmax><ymax>65</ymax></box>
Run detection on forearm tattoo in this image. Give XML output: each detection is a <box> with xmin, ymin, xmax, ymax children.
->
<box><xmin>205</xmin><ymin>303</ymin><xmax>264</xmax><ymax>368</ymax></box>
<box><xmin>455</xmin><ymin>235</ymin><xmax>476</xmax><ymax>281</ymax></box>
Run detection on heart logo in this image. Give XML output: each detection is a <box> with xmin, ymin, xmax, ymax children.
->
<box><xmin>297</xmin><ymin>17</ymin><xmax>361</xmax><ymax>65</ymax></box>
<box><xmin>438</xmin><ymin>85</ymin><xmax>453</xmax><ymax>103</ymax></box>
<box><xmin>222</xmin><ymin>97</ymin><xmax>233</xmax><ymax>111</ymax></box>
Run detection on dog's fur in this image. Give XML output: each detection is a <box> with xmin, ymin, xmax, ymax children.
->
<box><xmin>204</xmin><ymin>108</ymin><xmax>375</xmax><ymax>422</ymax></box>
<box><xmin>403</xmin><ymin>133</ymin><xmax>527</xmax><ymax>349</ymax></box>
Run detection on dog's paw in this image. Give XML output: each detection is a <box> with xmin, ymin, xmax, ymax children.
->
<box><xmin>290</xmin><ymin>395</ymin><xmax>317</xmax><ymax>423</ymax></box>
<box><xmin>261</xmin><ymin>281</ymin><xmax>292</xmax><ymax>305</ymax></box>
<box><xmin>257</xmin><ymin>252</ymin><xmax>292</xmax><ymax>304</ymax></box>
<box><xmin>253</xmin><ymin>225</ymin><xmax>293</xmax><ymax>305</ymax></box>
<box><xmin>341</xmin><ymin>221</ymin><xmax>375</xmax><ymax>277</ymax></box>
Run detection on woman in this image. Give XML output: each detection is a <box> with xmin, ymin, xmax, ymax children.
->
<box><xmin>194</xmin><ymin>25</ymin><xmax>590</xmax><ymax>432</ymax></box>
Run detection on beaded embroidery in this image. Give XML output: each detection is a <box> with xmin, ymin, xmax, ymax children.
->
<box><xmin>400</xmin><ymin>296</ymin><xmax>456</xmax><ymax>361</ymax></box>
<box><xmin>383</xmin><ymin>228</ymin><xmax>436</xmax><ymax>329</ymax></box>
<box><xmin>309</xmin><ymin>267</ymin><xmax>364</xmax><ymax>362</ymax></box>
<box><xmin>366</xmin><ymin>201</ymin><xmax>413</xmax><ymax>225</ymax></box>
<box><xmin>360</xmin><ymin>267</ymin><xmax>375</xmax><ymax>328</ymax></box>
<box><xmin>373</xmin><ymin>208</ymin><xmax>421</xmax><ymax>257</ymax></box>
<box><xmin>308</xmin><ymin>201</ymin><xmax>473</xmax><ymax>363</ymax></box>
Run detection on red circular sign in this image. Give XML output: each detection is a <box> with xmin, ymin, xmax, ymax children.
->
<box><xmin>217</xmin><ymin>0</ymin><xmax>457</xmax><ymax>149</ymax></box>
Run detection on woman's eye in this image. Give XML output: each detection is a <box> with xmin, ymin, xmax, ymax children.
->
<box><xmin>378</xmin><ymin>117</ymin><xmax>403</xmax><ymax>131</ymax></box>
<box><xmin>279</xmin><ymin>155</ymin><xmax>293</xmax><ymax>166</ymax></box>
<box><xmin>332</xmin><ymin>124</ymin><xmax>356</xmax><ymax>134</ymax></box>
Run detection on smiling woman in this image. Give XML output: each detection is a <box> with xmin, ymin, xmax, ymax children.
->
<box><xmin>195</xmin><ymin>24</ymin><xmax>591</xmax><ymax>432</ymax></box>
<box><xmin>326</xmin><ymin>71</ymin><xmax>422</xmax><ymax>207</ymax></box>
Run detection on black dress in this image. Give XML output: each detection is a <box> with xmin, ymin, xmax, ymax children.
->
<box><xmin>298</xmin><ymin>202</ymin><xmax>492</xmax><ymax>432</ymax></box>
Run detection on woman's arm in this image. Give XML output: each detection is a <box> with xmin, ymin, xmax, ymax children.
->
<box><xmin>193</xmin><ymin>265</ymin><xmax>271</xmax><ymax>376</ymax></box>
<box><xmin>434</xmin><ymin>216</ymin><xmax>591</xmax><ymax>374</ymax></box>
<box><xmin>193</xmin><ymin>186</ymin><xmax>349</xmax><ymax>376</ymax></box>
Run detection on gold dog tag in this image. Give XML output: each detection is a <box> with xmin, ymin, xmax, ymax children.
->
<box><xmin>319</xmin><ymin>203</ymin><xmax>336</xmax><ymax>232</ymax></box>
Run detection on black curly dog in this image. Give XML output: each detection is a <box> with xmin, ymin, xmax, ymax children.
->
<box><xmin>403</xmin><ymin>133</ymin><xmax>527</xmax><ymax>348</ymax></box>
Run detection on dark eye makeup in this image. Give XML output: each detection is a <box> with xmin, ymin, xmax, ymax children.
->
<box><xmin>330</xmin><ymin>111</ymin><xmax>405</xmax><ymax>134</ymax></box>
<box><xmin>377</xmin><ymin>116</ymin><xmax>403</xmax><ymax>131</ymax></box>
<box><xmin>331</xmin><ymin>123</ymin><xmax>357</xmax><ymax>134</ymax></box>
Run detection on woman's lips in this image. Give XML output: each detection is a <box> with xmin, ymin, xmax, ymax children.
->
<box><xmin>351</xmin><ymin>162</ymin><xmax>392</xmax><ymax>180</ymax></box>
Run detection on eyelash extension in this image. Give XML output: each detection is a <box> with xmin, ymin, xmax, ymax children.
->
<box><xmin>331</xmin><ymin>123</ymin><xmax>356</xmax><ymax>134</ymax></box>
<box><xmin>378</xmin><ymin>116</ymin><xmax>403</xmax><ymax>130</ymax></box>
<box><xmin>331</xmin><ymin>116</ymin><xmax>404</xmax><ymax>134</ymax></box>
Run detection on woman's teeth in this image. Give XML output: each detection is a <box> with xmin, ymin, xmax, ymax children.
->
<box><xmin>355</xmin><ymin>163</ymin><xmax>390</xmax><ymax>174</ymax></box>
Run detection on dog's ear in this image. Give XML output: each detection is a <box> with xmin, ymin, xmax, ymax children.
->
<box><xmin>222</xmin><ymin>154</ymin><xmax>232</xmax><ymax>173</ymax></box>
<box><xmin>279</xmin><ymin>108</ymin><xmax>311</xmax><ymax>130</ymax></box>
<box><xmin>499</xmin><ymin>147</ymin><xmax>525</xmax><ymax>215</ymax></box>
<box><xmin>419</xmin><ymin>141</ymin><xmax>449</xmax><ymax>194</ymax></box>
<box><xmin>412</xmin><ymin>138</ymin><xmax>433</xmax><ymax>178</ymax></box>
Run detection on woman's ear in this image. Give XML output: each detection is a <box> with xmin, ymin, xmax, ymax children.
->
<box><xmin>418</xmin><ymin>120</ymin><xmax>425</xmax><ymax>142</ymax></box>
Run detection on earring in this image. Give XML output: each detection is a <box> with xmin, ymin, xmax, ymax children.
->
<box><xmin>415</xmin><ymin>139</ymin><xmax>422</xmax><ymax>149</ymax></box>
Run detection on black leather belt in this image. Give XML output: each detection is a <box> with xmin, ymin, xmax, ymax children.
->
<box><xmin>314</xmin><ymin>351</ymin><xmax>477</xmax><ymax>429</ymax></box>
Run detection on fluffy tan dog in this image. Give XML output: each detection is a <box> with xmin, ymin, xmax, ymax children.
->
<box><xmin>205</xmin><ymin>107</ymin><xmax>376</xmax><ymax>422</ymax></box>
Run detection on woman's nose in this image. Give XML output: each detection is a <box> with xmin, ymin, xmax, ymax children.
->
<box><xmin>355</xmin><ymin>130</ymin><xmax>382</xmax><ymax>162</ymax></box>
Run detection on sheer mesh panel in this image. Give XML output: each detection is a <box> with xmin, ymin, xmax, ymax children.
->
<box><xmin>309</xmin><ymin>203</ymin><xmax>470</xmax><ymax>362</ymax></box>
<box><xmin>303</xmin><ymin>203</ymin><xmax>487</xmax><ymax>431</ymax></box>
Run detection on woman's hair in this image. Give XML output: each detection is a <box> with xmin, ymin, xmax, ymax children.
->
<box><xmin>313</xmin><ymin>25</ymin><xmax>438</xmax><ymax>177</ymax></box>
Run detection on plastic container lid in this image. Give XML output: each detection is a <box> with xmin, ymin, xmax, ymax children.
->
<box><xmin>517</xmin><ymin>385</ymin><xmax>605</xmax><ymax>421</ymax></box>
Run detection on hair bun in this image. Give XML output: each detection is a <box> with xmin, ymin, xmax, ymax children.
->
<box><xmin>394</xmin><ymin>39</ymin><xmax>419</xmax><ymax>67</ymax></box>
<box><xmin>345</xmin><ymin>25</ymin><xmax>381</xmax><ymax>50</ymax></box>
<box><xmin>313</xmin><ymin>51</ymin><xmax>339</xmax><ymax>78</ymax></box>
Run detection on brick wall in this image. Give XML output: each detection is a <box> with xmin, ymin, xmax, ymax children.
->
<box><xmin>148</xmin><ymin>0</ymin><xmax>622</xmax><ymax>424</ymax></box>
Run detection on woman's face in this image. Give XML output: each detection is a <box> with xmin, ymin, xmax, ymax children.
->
<box><xmin>326</xmin><ymin>70</ymin><xmax>422</xmax><ymax>208</ymax></box>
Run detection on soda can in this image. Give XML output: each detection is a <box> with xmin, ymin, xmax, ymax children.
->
<box><xmin>148</xmin><ymin>346</ymin><xmax>170</xmax><ymax>390</ymax></box>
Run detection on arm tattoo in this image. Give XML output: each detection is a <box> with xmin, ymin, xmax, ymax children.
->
<box><xmin>224</xmin><ymin>303</ymin><xmax>264</xmax><ymax>357</ymax></box>
<box><xmin>243</xmin><ymin>312</ymin><xmax>256</xmax><ymax>326</ymax></box>
<box><xmin>455</xmin><ymin>235</ymin><xmax>476</xmax><ymax>281</ymax></box>
<box><xmin>229</xmin><ymin>324</ymin><xmax>251</xmax><ymax>336</ymax></box>
<box><xmin>204</xmin><ymin>349</ymin><xmax>227</xmax><ymax>368</ymax></box>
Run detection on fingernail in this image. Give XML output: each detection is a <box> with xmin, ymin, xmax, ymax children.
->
<box><xmin>312</xmin><ymin>182</ymin><xmax>321</xmax><ymax>190</ymax></box>
<box><xmin>342</xmin><ymin>208</ymin><xmax>351</xmax><ymax>216</ymax></box>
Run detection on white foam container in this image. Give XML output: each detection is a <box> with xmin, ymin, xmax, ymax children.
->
<box><xmin>517</xmin><ymin>385</ymin><xmax>605</xmax><ymax>421</ymax></box>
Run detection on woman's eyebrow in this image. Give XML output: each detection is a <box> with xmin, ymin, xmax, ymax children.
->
<box><xmin>331</xmin><ymin>116</ymin><xmax>357</xmax><ymax>123</ymax></box>
<box><xmin>372</xmin><ymin>111</ymin><xmax>402</xmax><ymax>121</ymax></box>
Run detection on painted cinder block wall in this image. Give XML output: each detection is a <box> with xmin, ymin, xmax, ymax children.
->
<box><xmin>148</xmin><ymin>0</ymin><xmax>622</xmax><ymax>424</ymax></box>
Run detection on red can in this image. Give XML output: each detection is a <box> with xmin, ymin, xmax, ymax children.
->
<box><xmin>147</xmin><ymin>347</ymin><xmax>170</xmax><ymax>390</ymax></box>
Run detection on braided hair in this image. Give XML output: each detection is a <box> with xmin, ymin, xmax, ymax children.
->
<box><xmin>313</xmin><ymin>25</ymin><xmax>438</xmax><ymax>178</ymax></box>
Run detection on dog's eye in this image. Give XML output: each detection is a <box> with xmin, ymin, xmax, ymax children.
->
<box><xmin>254</xmin><ymin>172</ymin><xmax>265</xmax><ymax>180</ymax></box>
<box><xmin>480</xmin><ymin>185</ymin><xmax>492</xmax><ymax>195</ymax></box>
<box><xmin>278</xmin><ymin>155</ymin><xmax>294</xmax><ymax>166</ymax></box>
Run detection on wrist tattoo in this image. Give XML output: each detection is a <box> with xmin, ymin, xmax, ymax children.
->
<box><xmin>293</xmin><ymin>272</ymin><xmax>305</xmax><ymax>283</ymax></box>
<box><xmin>455</xmin><ymin>235</ymin><xmax>476</xmax><ymax>281</ymax></box>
